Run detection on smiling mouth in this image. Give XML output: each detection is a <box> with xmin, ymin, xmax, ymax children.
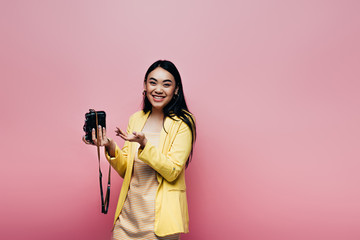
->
<box><xmin>152</xmin><ymin>95</ymin><xmax>165</xmax><ymax>102</ymax></box>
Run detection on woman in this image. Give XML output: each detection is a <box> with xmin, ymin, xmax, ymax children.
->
<box><xmin>83</xmin><ymin>60</ymin><xmax>196</xmax><ymax>239</ymax></box>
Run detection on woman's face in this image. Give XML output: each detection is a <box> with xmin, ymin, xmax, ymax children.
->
<box><xmin>144</xmin><ymin>67</ymin><xmax>178</xmax><ymax>112</ymax></box>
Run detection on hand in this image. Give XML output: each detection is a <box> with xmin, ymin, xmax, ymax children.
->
<box><xmin>115</xmin><ymin>127</ymin><xmax>147</xmax><ymax>148</ymax></box>
<box><xmin>82</xmin><ymin>125</ymin><xmax>111</xmax><ymax>147</ymax></box>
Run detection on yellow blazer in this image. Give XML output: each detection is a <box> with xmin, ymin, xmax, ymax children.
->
<box><xmin>105</xmin><ymin>110</ymin><xmax>193</xmax><ymax>236</ymax></box>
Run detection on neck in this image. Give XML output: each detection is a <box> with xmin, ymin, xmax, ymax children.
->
<box><xmin>150</xmin><ymin>108</ymin><xmax>164</xmax><ymax>119</ymax></box>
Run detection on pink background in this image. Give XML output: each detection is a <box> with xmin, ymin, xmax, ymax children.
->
<box><xmin>1</xmin><ymin>0</ymin><xmax>360</xmax><ymax>239</ymax></box>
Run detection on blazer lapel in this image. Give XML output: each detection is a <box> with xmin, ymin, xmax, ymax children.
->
<box><xmin>159</xmin><ymin>116</ymin><xmax>173</xmax><ymax>153</ymax></box>
<box><xmin>128</xmin><ymin>111</ymin><xmax>150</xmax><ymax>172</ymax></box>
<box><xmin>134</xmin><ymin>110</ymin><xmax>150</xmax><ymax>133</ymax></box>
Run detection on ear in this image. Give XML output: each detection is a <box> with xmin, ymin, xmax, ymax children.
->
<box><xmin>175</xmin><ymin>87</ymin><xmax>179</xmax><ymax>95</ymax></box>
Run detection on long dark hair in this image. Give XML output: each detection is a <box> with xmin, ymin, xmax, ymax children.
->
<box><xmin>142</xmin><ymin>60</ymin><xmax>196</xmax><ymax>168</ymax></box>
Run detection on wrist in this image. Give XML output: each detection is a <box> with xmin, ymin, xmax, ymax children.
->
<box><xmin>139</xmin><ymin>138</ymin><xmax>147</xmax><ymax>149</ymax></box>
<box><xmin>105</xmin><ymin>138</ymin><xmax>116</xmax><ymax>158</ymax></box>
<box><xmin>104</xmin><ymin>138</ymin><xmax>113</xmax><ymax>149</ymax></box>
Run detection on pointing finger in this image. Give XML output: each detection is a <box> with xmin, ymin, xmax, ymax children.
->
<box><xmin>116</xmin><ymin>127</ymin><xmax>125</xmax><ymax>136</ymax></box>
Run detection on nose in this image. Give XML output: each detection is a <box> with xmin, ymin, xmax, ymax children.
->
<box><xmin>155</xmin><ymin>85</ymin><xmax>163</xmax><ymax>94</ymax></box>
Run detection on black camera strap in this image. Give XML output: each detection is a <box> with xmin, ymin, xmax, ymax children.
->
<box><xmin>95</xmin><ymin>110</ymin><xmax>111</xmax><ymax>214</ymax></box>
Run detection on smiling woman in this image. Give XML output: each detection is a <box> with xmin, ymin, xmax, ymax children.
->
<box><xmin>83</xmin><ymin>60</ymin><xmax>196</xmax><ymax>240</ymax></box>
<box><xmin>142</xmin><ymin>61</ymin><xmax>196</xmax><ymax>169</ymax></box>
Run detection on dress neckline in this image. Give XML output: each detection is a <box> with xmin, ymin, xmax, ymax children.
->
<box><xmin>143</xmin><ymin>131</ymin><xmax>161</xmax><ymax>135</ymax></box>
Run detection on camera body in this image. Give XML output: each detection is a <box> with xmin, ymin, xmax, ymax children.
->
<box><xmin>83</xmin><ymin>109</ymin><xmax>106</xmax><ymax>144</ymax></box>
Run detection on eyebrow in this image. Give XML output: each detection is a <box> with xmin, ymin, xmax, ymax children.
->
<box><xmin>149</xmin><ymin>77</ymin><xmax>173</xmax><ymax>83</ymax></box>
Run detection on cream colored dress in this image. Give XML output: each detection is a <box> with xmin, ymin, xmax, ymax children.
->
<box><xmin>112</xmin><ymin>131</ymin><xmax>180</xmax><ymax>240</ymax></box>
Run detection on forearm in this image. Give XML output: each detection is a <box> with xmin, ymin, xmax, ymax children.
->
<box><xmin>105</xmin><ymin>141</ymin><xmax>128</xmax><ymax>178</ymax></box>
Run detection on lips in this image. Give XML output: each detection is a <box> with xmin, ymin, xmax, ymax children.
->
<box><xmin>152</xmin><ymin>95</ymin><xmax>165</xmax><ymax>102</ymax></box>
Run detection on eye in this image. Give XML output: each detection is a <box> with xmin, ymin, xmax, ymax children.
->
<box><xmin>149</xmin><ymin>81</ymin><xmax>156</xmax><ymax>85</ymax></box>
<box><xmin>163</xmin><ymin>83</ymin><xmax>171</xmax><ymax>87</ymax></box>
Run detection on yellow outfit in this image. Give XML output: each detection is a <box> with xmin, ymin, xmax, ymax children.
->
<box><xmin>105</xmin><ymin>110</ymin><xmax>193</xmax><ymax>237</ymax></box>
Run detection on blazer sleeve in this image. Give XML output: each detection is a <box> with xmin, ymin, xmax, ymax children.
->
<box><xmin>137</xmin><ymin>120</ymin><xmax>192</xmax><ymax>182</ymax></box>
<box><xmin>105</xmin><ymin>117</ymin><xmax>133</xmax><ymax>178</ymax></box>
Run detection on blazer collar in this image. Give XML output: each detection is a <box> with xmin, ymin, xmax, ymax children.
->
<box><xmin>133</xmin><ymin>110</ymin><xmax>150</xmax><ymax>132</ymax></box>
